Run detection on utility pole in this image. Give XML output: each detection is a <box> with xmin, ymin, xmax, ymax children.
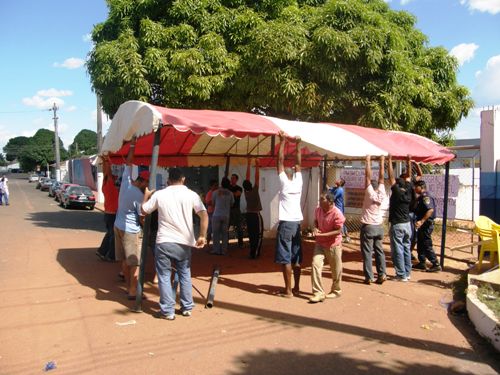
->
<box><xmin>50</xmin><ymin>103</ymin><xmax>61</xmax><ymax>181</ymax></box>
<box><xmin>96</xmin><ymin>95</ymin><xmax>103</xmax><ymax>154</ymax></box>
<box><xmin>96</xmin><ymin>95</ymin><xmax>104</xmax><ymax>204</ymax></box>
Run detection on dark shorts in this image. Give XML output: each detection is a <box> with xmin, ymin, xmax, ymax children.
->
<box><xmin>275</xmin><ymin>221</ymin><xmax>302</xmax><ymax>265</ymax></box>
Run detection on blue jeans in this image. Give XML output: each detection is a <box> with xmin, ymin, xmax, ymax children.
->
<box><xmin>212</xmin><ymin>215</ymin><xmax>229</xmax><ymax>254</ymax></box>
<box><xmin>155</xmin><ymin>242</ymin><xmax>194</xmax><ymax>316</ymax></box>
<box><xmin>390</xmin><ymin>222</ymin><xmax>412</xmax><ymax>278</ymax></box>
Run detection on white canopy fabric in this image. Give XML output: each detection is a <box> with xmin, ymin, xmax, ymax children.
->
<box><xmin>102</xmin><ymin>100</ymin><xmax>455</xmax><ymax>165</ymax></box>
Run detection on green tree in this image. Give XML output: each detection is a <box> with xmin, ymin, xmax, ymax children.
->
<box><xmin>3</xmin><ymin>136</ymin><xmax>30</xmax><ymax>162</ymax></box>
<box><xmin>87</xmin><ymin>0</ymin><xmax>473</xmax><ymax>140</ymax></box>
<box><xmin>0</xmin><ymin>153</ymin><xmax>7</xmax><ymax>167</ymax></box>
<box><xmin>18</xmin><ymin>129</ymin><xmax>68</xmax><ymax>171</ymax></box>
<box><xmin>69</xmin><ymin>129</ymin><xmax>98</xmax><ymax>157</ymax></box>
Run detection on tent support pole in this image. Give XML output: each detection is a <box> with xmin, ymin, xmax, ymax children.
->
<box><xmin>322</xmin><ymin>155</ymin><xmax>327</xmax><ymax>191</ymax></box>
<box><xmin>134</xmin><ymin>124</ymin><xmax>162</xmax><ymax>312</ymax></box>
<box><xmin>439</xmin><ymin>161</ymin><xmax>450</xmax><ymax>269</ymax></box>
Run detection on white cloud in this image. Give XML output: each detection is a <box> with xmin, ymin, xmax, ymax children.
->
<box><xmin>37</xmin><ymin>89</ymin><xmax>73</xmax><ymax>97</ymax></box>
<box><xmin>475</xmin><ymin>54</ymin><xmax>500</xmax><ymax>105</ymax></box>
<box><xmin>53</xmin><ymin>57</ymin><xmax>85</xmax><ymax>69</ymax></box>
<box><xmin>449</xmin><ymin>43</ymin><xmax>479</xmax><ymax>66</ymax></box>
<box><xmin>22</xmin><ymin>96</ymin><xmax>65</xmax><ymax>110</ymax></box>
<box><xmin>400</xmin><ymin>0</ymin><xmax>413</xmax><ymax>5</ymax></box>
<box><xmin>453</xmin><ymin>108</ymin><xmax>482</xmax><ymax>139</ymax></box>
<box><xmin>65</xmin><ymin>105</ymin><xmax>77</xmax><ymax>112</ymax></box>
<box><xmin>460</xmin><ymin>0</ymin><xmax>500</xmax><ymax>14</ymax></box>
<box><xmin>82</xmin><ymin>33</ymin><xmax>92</xmax><ymax>43</ymax></box>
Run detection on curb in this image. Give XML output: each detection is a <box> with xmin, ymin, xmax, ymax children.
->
<box><xmin>466</xmin><ymin>284</ymin><xmax>500</xmax><ymax>352</ymax></box>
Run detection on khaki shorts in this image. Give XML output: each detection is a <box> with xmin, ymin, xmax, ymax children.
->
<box><xmin>114</xmin><ymin>227</ymin><xmax>141</xmax><ymax>266</ymax></box>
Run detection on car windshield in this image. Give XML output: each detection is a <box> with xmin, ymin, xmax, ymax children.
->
<box><xmin>68</xmin><ymin>187</ymin><xmax>93</xmax><ymax>195</ymax></box>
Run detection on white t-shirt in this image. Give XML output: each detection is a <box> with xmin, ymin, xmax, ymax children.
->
<box><xmin>360</xmin><ymin>184</ymin><xmax>388</xmax><ymax>225</ymax></box>
<box><xmin>278</xmin><ymin>171</ymin><xmax>303</xmax><ymax>221</ymax></box>
<box><xmin>142</xmin><ymin>184</ymin><xmax>206</xmax><ymax>246</ymax></box>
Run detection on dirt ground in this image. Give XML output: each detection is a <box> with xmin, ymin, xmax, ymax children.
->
<box><xmin>0</xmin><ymin>175</ymin><xmax>499</xmax><ymax>375</ymax></box>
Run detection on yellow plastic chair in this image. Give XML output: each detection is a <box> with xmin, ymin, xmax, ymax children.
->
<box><xmin>473</xmin><ymin>215</ymin><xmax>500</xmax><ymax>271</ymax></box>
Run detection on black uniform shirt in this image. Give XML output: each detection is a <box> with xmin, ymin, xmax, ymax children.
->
<box><xmin>415</xmin><ymin>192</ymin><xmax>436</xmax><ymax>221</ymax></box>
<box><xmin>389</xmin><ymin>179</ymin><xmax>413</xmax><ymax>225</ymax></box>
<box><xmin>229</xmin><ymin>184</ymin><xmax>243</xmax><ymax>209</ymax></box>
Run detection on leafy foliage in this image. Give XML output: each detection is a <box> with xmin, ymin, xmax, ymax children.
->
<box><xmin>87</xmin><ymin>0</ymin><xmax>473</xmax><ymax>140</ymax></box>
<box><xmin>69</xmin><ymin>129</ymin><xmax>98</xmax><ymax>157</ymax></box>
<box><xmin>3</xmin><ymin>136</ymin><xmax>30</xmax><ymax>162</ymax></box>
<box><xmin>16</xmin><ymin>129</ymin><xmax>68</xmax><ymax>172</ymax></box>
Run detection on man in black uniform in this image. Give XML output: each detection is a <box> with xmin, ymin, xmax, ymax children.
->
<box><xmin>413</xmin><ymin>180</ymin><xmax>441</xmax><ymax>272</ymax></box>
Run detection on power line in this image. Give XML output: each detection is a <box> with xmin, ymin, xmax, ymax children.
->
<box><xmin>0</xmin><ymin>109</ymin><xmax>47</xmax><ymax>114</ymax></box>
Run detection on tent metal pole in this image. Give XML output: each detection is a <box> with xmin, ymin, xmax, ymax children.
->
<box><xmin>134</xmin><ymin>124</ymin><xmax>162</xmax><ymax>312</ymax></box>
<box><xmin>439</xmin><ymin>161</ymin><xmax>450</xmax><ymax>269</ymax></box>
<box><xmin>322</xmin><ymin>155</ymin><xmax>327</xmax><ymax>191</ymax></box>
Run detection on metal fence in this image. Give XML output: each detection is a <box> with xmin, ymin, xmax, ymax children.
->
<box><xmin>325</xmin><ymin>156</ymin><xmax>480</xmax><ymax>260</ymax></box>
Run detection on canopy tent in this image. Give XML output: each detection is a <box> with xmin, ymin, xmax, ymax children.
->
<box><xmin>102</xmin><ymin>100</ymin><xmax>454</xmax><ymax>310</ymax></box>
<box><xmin>102</xmin><ymin>101</ymin><xmax>455</xmax><ymax>166</ymax></box>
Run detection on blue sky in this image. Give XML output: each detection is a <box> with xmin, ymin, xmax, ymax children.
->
<box><xmin>0</xmin><ymin>0</ymin><xmax>499</xmax><ymax>154</ymax></box>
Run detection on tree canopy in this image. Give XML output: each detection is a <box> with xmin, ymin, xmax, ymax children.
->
<box><xmin>68</xmin><ymin>129</ymin><xmax>98</xmax><ymax>157</ymax></box>
<box><xmin>10</xmin><ymin>130</ymin><xmax>68</xmax><ymax>172</ymax></box>
<box><xmin>87</xmin><ymin>0</ymin><xmax>473</xmax><ymax>140</ymax></box>
<box><xmin>3</xmin><ymin>136</ymin><xmax>30</xmax><ymax>162</ymax></box>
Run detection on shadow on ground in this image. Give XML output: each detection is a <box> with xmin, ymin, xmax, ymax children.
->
<box><xmin>27</xmin><ymin>210</ymin><xmax>104</xmax><ymax>231</ymax></box>
<box><xmin>227</xmin><ymin>349</ymin><xmax>487</xmax><ymax>375</ymax></box>
<box><xmin>56</xmin><ymin>247</ymin><xmax>159</xmax><ymax>314</ymax></box>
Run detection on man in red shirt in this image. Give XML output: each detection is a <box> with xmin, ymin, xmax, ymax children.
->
<box><xmin>309</xmin><ymin>191</ymin><xmax>346</xmax><ymax>303</ymax></box>
<box><xmin>96</xmin><ymin>155</ymin><xmax>119</xmax><ymax>261</ymax></box>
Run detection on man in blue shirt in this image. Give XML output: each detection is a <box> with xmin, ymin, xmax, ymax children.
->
<box><xmin>113</xmin><ymin>137</ymin><xmax>150</xmax><ymax>300</ymax></box>
<box><xmin>329</xmin><ymin>178</ymin><xmax>350</xmax><ymax>243</ymax></box>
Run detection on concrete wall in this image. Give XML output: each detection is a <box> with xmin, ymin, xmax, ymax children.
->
<box><xmin>480</xmin><ymin>107</ymin><xmax>500</xmax><ymax>223</ymax></box>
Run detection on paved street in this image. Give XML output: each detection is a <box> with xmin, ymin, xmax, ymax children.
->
<box><xmin>0</xmin><ymin>174</ymin><xmax>499</xmax><ymax>375</ymax></box>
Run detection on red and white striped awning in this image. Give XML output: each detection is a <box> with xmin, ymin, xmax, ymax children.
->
<box><xmin>102</xmin><ymin>100</ymin><xmax>455</xmax><ymax>166</ymax></box>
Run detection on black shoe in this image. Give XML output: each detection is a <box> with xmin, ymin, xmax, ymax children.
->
<box><xmin>363</xmin><ymin>279</ymin><xmax>374</xmax><ymax>285</ymax></box>
<box><xmin>426</xmin><ymin>264</ymin><xmax>442</xmax><ymax>272</ymax></box>
<box><xmin>376</xmin><ymin>275</ymin><xmax>387</xmax><ymax>284</ymax></box>
<box><xmin>412</xmin><ymin>262</ymin><xmax>427</xmax><ymax>270</ymax></box>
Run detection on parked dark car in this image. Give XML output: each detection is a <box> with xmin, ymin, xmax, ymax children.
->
<box><xmin>48</xmin><ymin>181</ymin><xmax>62</xmax><ymax>197</ymax></box>
<box><xmin>60</xmin><ymin>186</ymin><xmax>96</xmax><ymax>210</ymax></box>
<box><xmin>40</xmin><ymin>178</ymin><xmax>56</xmax><ymax>192</ymax></box>
<box><xmin>55</xmin><ymin>183</ymin><xmax>79</xmax><ymax>202</ymax></box>
<box><xmin>36</xmin><ymin>177</ymin><xmax>50</xmax><ymax>189</ymax></box>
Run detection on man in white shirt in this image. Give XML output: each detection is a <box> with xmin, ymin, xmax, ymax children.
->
<box><xmin>275</xmin><ymin>132</ymin><xmax>303</xmax><ymax>298</ymax></box>
<box><xmin>142</xmin><ymin>167</ymin><xmax>208</xmax><ymax>320</ymax></box>
<box><xmin>360</xmin><ymin>155</ymin><xmax>388</xmax><ymax>285</ymax></box>
<box><xmin>0</xmin><ymin>175</ymin><xmax>9</xmax><ymax>205</ymax></box>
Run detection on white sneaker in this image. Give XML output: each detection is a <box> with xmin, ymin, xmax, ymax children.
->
<box><xmin>182</xmin><ymin>310</ymin><xmax>192</xmax><ymax>317</ymax></box>
<box><xmin>395</xmin><ymin>276</ymin><xmax>408</xmax><ymax>282</ymax></box>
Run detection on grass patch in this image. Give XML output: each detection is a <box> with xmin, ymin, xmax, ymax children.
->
<box><xmin>477</xmin><ymin>283</ymin><xmax>500</xmax><ymax>320</ymax></box>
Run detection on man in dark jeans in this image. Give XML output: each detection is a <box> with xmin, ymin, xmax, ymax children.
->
<box><xmin>224</xmin><ymin>158</ymin><xmax>244</xmax><ymax>248</ymax></box>
<box><xmin>96</xmin><ymin>155</ymin><xmax>119</xmax><ymax>261</ymax></box>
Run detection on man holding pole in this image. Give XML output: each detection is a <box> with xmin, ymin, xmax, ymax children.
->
<box><xmin>275</xmin><ymin>132</ymin><xmax>303</xmax><ymax>298</ymax></box>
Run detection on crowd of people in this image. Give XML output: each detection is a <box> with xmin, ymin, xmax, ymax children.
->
<box><xmin>96</xmin><ymin>134</ymin><xmax>442</xmax><ymax>320</ymax></box>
